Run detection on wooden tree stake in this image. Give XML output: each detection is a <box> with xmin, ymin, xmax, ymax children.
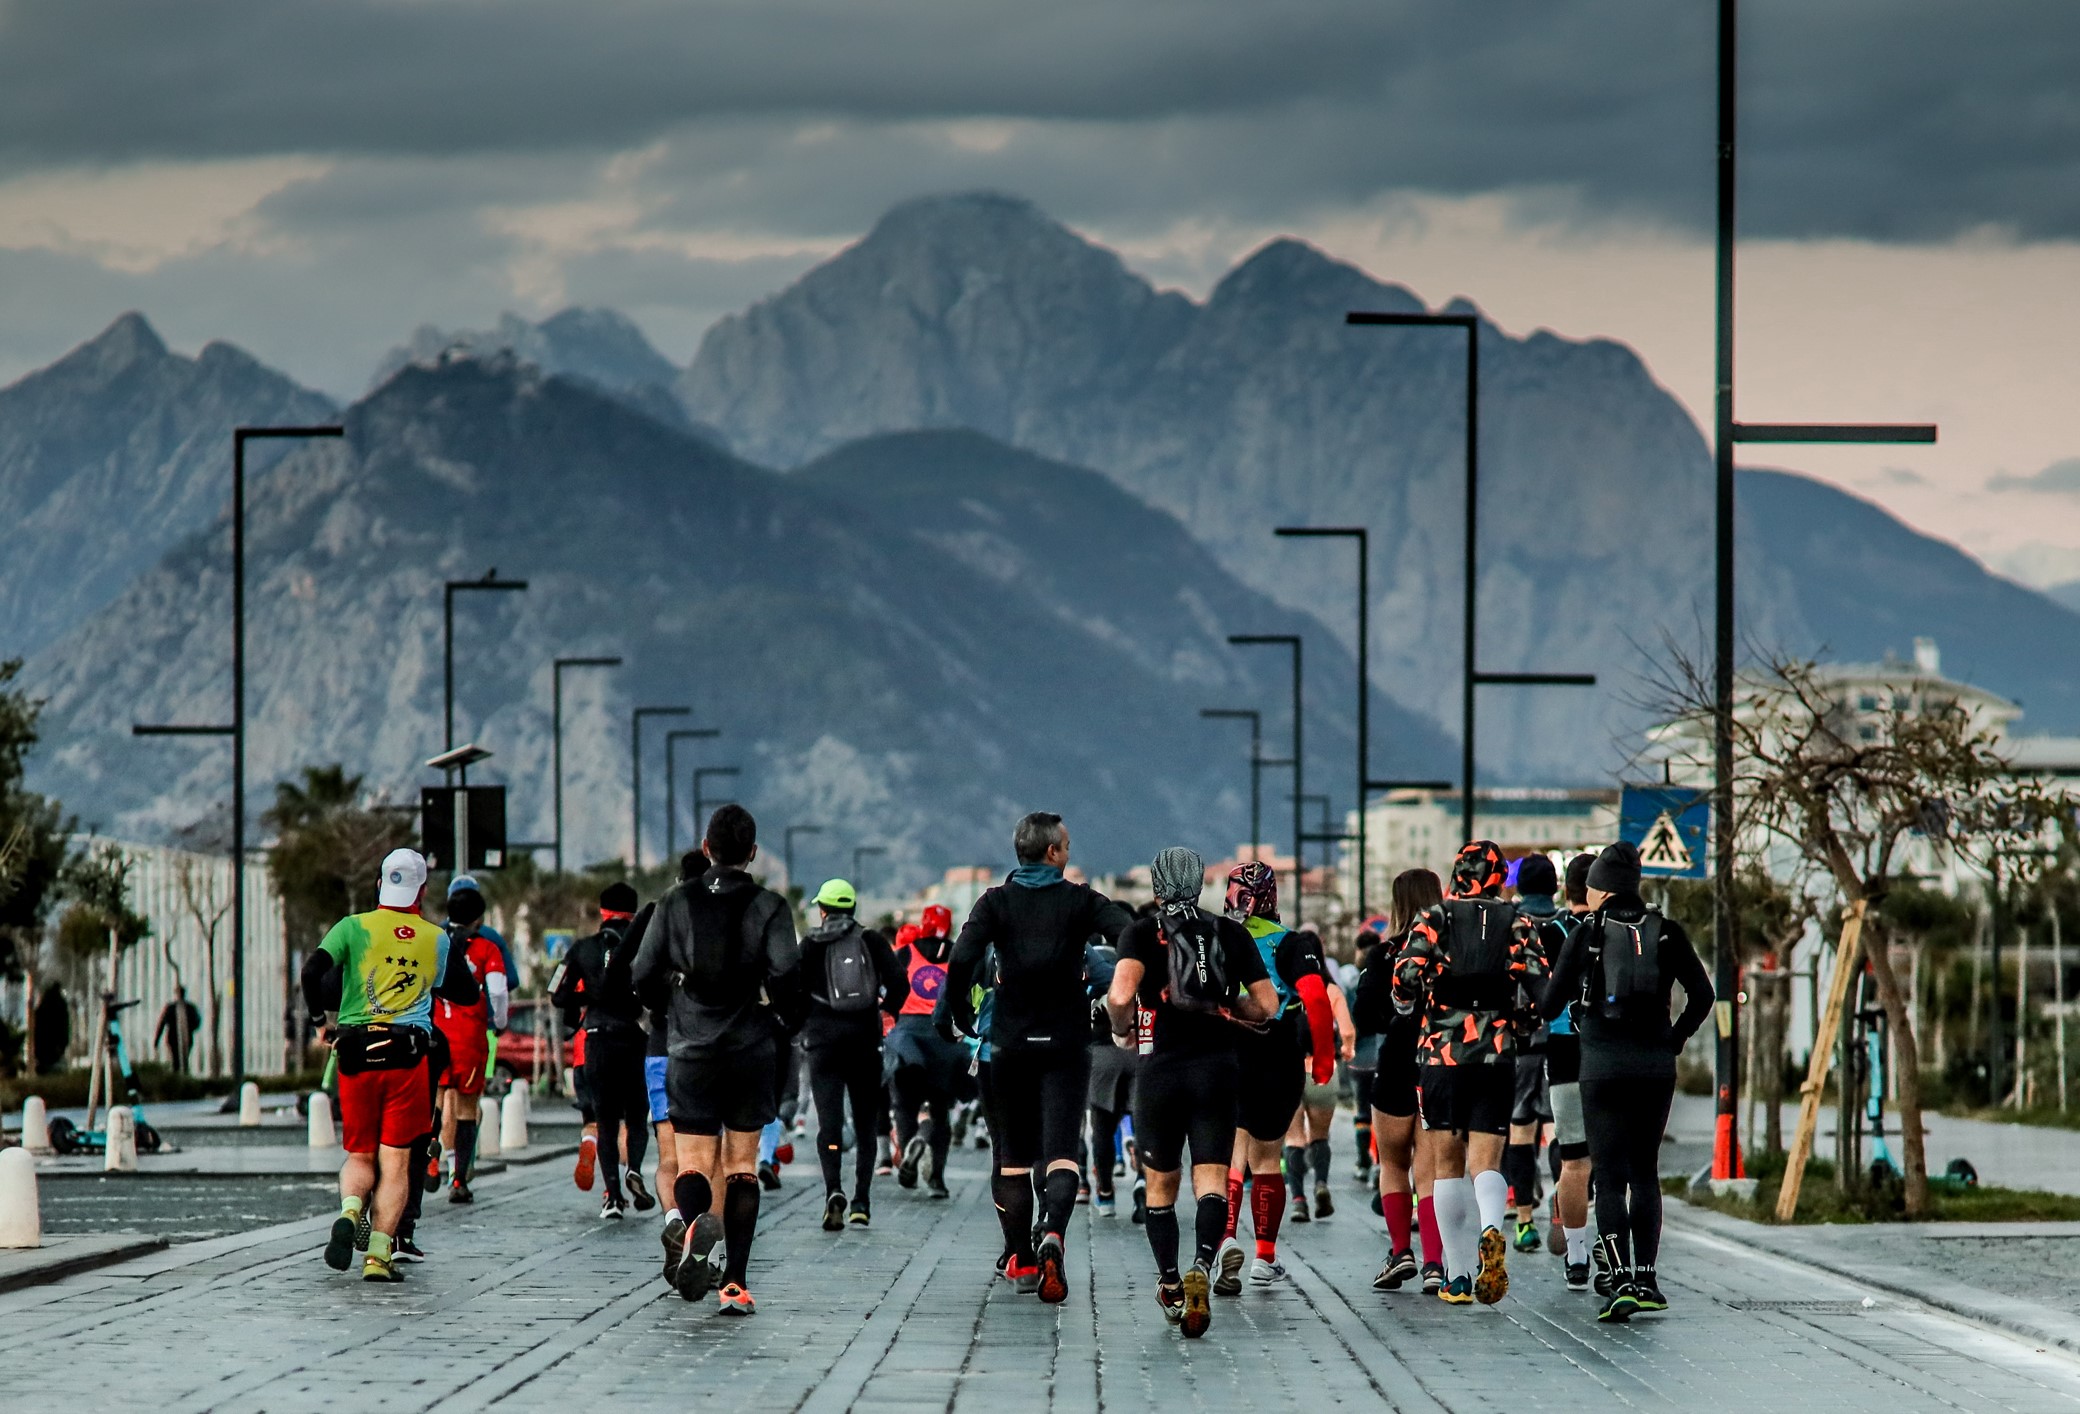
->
<box><xmin>1777</xmin><ymin>899</ymin><xmax>1868</xmax><ymax>1222</ymax></box>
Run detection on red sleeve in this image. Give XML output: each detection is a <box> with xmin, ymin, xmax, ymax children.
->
<box><xmin>1294</xmin><ymin>972</ymin><xmax>1336</xmax><ymax>1084</ymax></box>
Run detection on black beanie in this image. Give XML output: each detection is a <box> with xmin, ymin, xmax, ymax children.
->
<box><xmin>1586</xmin><ymin>841</ymin><xmax>1642</xmax><ymax>897</ymax></box>
<box><xmin>1515</xmin><ymin>853</ymin><xmax>1558</xmax><ymax>898</ymax></box>
<box><xmin>600</xmin><ymin>881</ymin><xmax>639</xmax><ymax>913</ymax></box>
<box><xmin>1564</xmin><ymin>853</ymin><xmax>1595</xmax><ymax>905</ymax></box>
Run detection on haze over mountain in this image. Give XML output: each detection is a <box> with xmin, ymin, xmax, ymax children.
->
<box><xmin>22</xmin><ymin>359</ymin><xmax>1441</xmax><ymax>882</ymax></box>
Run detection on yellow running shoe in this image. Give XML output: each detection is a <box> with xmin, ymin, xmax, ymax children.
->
<box><xmin>1474</xmin><ymin>1225</ymin><xmax>1510</xmax><ymax>1305</ymax></box>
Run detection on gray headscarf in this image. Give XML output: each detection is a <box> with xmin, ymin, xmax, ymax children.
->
<box><xmin>1149</xmin><ymin>846</ymin><xmax>1205</xmax><ymax>908</ymax></box>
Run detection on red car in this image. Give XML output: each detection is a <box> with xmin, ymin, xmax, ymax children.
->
<box><xmin>492</xmin><ymin>999</ymin><xmax>578</xmax><ymax>1093</ymax></box>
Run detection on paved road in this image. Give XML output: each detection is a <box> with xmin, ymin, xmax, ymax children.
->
<box><xmin>7</xmin><ymin>1149</ymin><xmax>2080</xmax><ymax>1412</ymax></box>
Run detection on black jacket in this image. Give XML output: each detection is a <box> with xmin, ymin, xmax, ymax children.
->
<box><xmin>797</xmin><ymin>914</ymin><xmax>909</xmax><ymax>1049</ymax></box>
<box><xmin>938</xmin><ymin>874</ymin><xmax>1130</xmax><ymax>1053</ymax></box>
<box><xmin>631</xmin><ymin>866</ymin><xmax>801</xmax><ymax>1057</ymax></box>
<box><xmin>550</xmin><ymin>916</ymin><xmax>645</xmax><ymax>1041</ymax></box>
<box><xmin>1540</xmin><ymin>892</ymin><xmax>1714</xmax><ymax>1081</ymax></box>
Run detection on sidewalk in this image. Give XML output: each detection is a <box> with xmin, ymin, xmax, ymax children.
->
<box><xmin>5</xmin><ymin>1145</ymin><xmax>2080</xmax><ymax>1411</ymax></box>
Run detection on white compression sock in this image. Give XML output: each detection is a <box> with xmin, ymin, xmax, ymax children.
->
<box><xmin>1564</xmin><ymin>1226</ymin><xmax>1590</xmax><ymax>1264</ymax></box>
<box><xmin>1472</xmin><ymin>1169</ymin><xmax>1511</xmax><ymax>1234</ymax></box>
<box><xmin>1433</xmin><ymin>1177</ymin><xmax>1475</xmax><ymax>1279</ymax></box>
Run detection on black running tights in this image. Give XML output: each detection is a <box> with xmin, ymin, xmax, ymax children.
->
<box><xmin>892</xmin><ymin>1067</ymin><xmax>952</xmax><ymax>1182</ymax></box>
<box><xmin>587</xmin><ymin>1035</ymin><xmax>651</xmax><ymax>1200</ymax></box>
<box><xmin>1580</xmin><ymin>1073</ymin><xmax>1675</xmax><ymax>1270</ymax></box>
<box><xmin>809</xmin><ymin>1036</ymin><xmax>883</xmax><ymax>1199</ymax></box>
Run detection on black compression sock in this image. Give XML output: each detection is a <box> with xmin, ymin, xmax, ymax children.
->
<box><xmin>1501</xmin><ymin>1142</ymin><xmax>1534</xmax><ymax>1209</ymax></box>
<box><xmin>1145</xmin><ymin>1204</ymin><xmax>1180</xmax><ymax>1281</ymax></box>
<box><xmin>1042</xmin><ymin>1168</ymin><xmax>1081</xmax><ymax>1237</ymax></box>
<box><xmin>454</xmin><ymin>1120</ymin><xmax>479</xmax><ymax>1183</ymax></box>
<box><xmin>992</xmin><ymin>1173</ymin><xmax>1036</xmax><ymax>1260</ymax></box>
<box><xmin>1283</xmin><ymin>1144</ymin><xmax>1308</xmax><ymax>1190</ymax></box>
<box><xmin>1193</xmin><ymin>1194</ymin><xmax>1227</xmax><ymax>1269</ymax></box>
<box><xmin>721</xmin><ymin>1174</ymin><xmax>759</xmax><ymax>1286</ymax></box>
<box><xmin>1308</xmin><ymin>1138</ymin><xmax>1331</xmax><ymax>1186</ymax></box>
<box><xmin>674</xmin><ymin>1171</ymin><xmax>713</xmax><ymax>1218</ymax></box>
<box><xmin>402</xmin><ymin>1134</ymin><xmax>429</xmax><ymax>1230</ymax></box>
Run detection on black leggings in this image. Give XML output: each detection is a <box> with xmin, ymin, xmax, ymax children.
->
<box><xmin>891</xmin><ymin>1067</ymin><xmax>952</xmax><ymax>1182</ymax></box>
<box><xmin>808</xmin><ymin>1035</ymin><xmax>884</xmax><ymax>1199</ymax></box>
<box><xmin>1089</xmin><ymin>1106</ymin><xmax>1132</xmax><ymax>1195</ymax></box>
<box><xmin>587</xmin><ymin>1033</ymin><xmax>651</xmax><ymax>1199</ymax></box>
<box><xmin>1580</xmin><ymin>1072</ymin><xmax>1675</xmax><ymax>1270</ymax></box>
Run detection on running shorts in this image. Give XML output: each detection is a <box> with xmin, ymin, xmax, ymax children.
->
<box><xmin>1234</xmin><ymin>1024</ymin><xmax>1305</xmax><ymax>1141</ymax></box>
<box><xmin>1369</xmin><ymin>1020</ymin><xmax>1419</xmax><ymax>1119</ymax></box>
<box><xmin>987</xmin><ymin>1044</ymin><xmax>1089</xmax><ymax>1170</ymax></box>
<box><xmin>666</xmin><ymin>1036</ymin><xmax>779</xmax><ymax>1136</ymax></box>
<box><xmin>1417</xmin><ymin>1063</ymin><xmax>1513</xmax><ymax>1137</ymax></box>
<box><xmin>1511</xmin><ymin>1052</ymin><xmax>1552</xmax><ymax>1128</ymax></box>
<box><xmin>645</xmin><ymin>1055</ymin><xmax>670</xmax><ymax>1127</ymax></box>
<box><xmin>437</xmin><ymin>1023</ymin><xmax>489</xmax><ymax>1097</ymax></box>
<box><xmin>1086</xmin><ymin>1041</ymin><xmax>1138</xmax><ymax>1114</ymax></box>
<box><xmin>339</xmin><ymin>1057</ymin><xmax>433</xmax><ymax>1152</ymax></box>
<box><xmin>572</xmin><ymin>1063</ymin><xmax>597</xmax><ymax>1123</ymax></box>
<box><xmin>1549</xmin><ymin>1080</ymin><xmax>1587</xmax><ymax>1159</ymax></box>
<box><xmin>1133</xmin><ymin>1050</ymin><xmax>1238</xmax><ymax>1173</ymax></box>
<box><xmin>1301</xmin><ymin>1068</ymin><xmax>1339</xmax><ymax>1112</ymax></box>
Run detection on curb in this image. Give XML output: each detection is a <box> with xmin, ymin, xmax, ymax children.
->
<box><xmin>0</xmin><ymin>1235</ymin><xmax>168</xmax><ymax>1294</ymax></box>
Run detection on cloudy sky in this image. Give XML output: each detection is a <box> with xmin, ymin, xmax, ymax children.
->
<box><xmin>3</xmin><ymin>0</ymin><xmax>2078</xmax><ymax>584</ymax></box>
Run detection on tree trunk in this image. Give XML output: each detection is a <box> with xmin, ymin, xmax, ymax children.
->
<box><xmin>203</xmin><ymin>930</ymin><xmax>223</xmax><ymax>1078</ymax></box>
<box><xmin>1861</xmin><ymin>919</ymin><xmax>1932</xmax><ymax>1217</ymax></box>
<box><xmin>1762</xmin><ymin>970</ymin><xmax>1786</xmax><ymax>1154</ymax></box>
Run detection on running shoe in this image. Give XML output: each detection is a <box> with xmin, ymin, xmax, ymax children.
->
<box><xmin>1131</xmin><ymin>1181</ymin><xmax>1147</xmax><ymax>1225</ymax></box>
<box><xmin>1092</xmin><ymin>1191</ymin><xmax>1116</xmax><ymax>1217</ymax></box>
<box><xmin>1290</xmin><ymin>1192</ymin><xmax>1311</xmax><ymax>1224</ymax></box>
<box><xmin>424</xmin><ymin>1142</ymin><xmax>442</xmax><ymax>1185</ymax></box>
<box><xmin>675</xmin><ymin>1212</ymin><xmax>723</xmax><ymax>1302</ymax></box>
<box><xmin>1213</xmin><ymin>1237</ymin><xmax>1246</xmax><ymax>1296</ymax></box>
<box><xmin>362</xmin><ymin>1251</ymin><xmax>405</xmax><ymax>1283</ymax></box>
<box><xmin>1437</xmin><ymin>1275</ymin><xmax>1474</xmax><ymax>1306</ymax></box>
<box><xmin>1474</xmin><ymin>1225</ymin><xmax>1510</xmax><ymax>1305</ymax></box>
<box><xmin>1632</xmin><ymin>1272</ymin><xmax>1668</xmax><ymax>1313</ymax></box>
<box><xmin>600</xmin><ymin>1193</ymin><xmax>627</xmax><ymax>1220</ymax></box>
<box><xmin>1592</xmin><ymin>1241</ymin><xmax>1614</xmax><ymax>1298</ymax></box>
<box><xmin>928</xmin><ymin>1178</ymin><xmax>950</xmax><ymax>1200</ymax></box>
<box><xmin>774</xmin><ymin>1142</ymin><xmax>795</xmax><ymax>1165</ymax></box>
<box><xmin>848</xmin><ymin>1199</ymin><xmax>872</xmax><ymax>1228</ymax></box>
<box><xmin>324</xmin><ymin>1214</ymin><xmax>358</xmax><ymax>1271</ymax></box>
<box><xmin>449</xmin><ymin>1177</ymin><xmax>473</xmax><ymax>1205</ymax></box>
<box><xmin>1564</xmin><ymin>1262</ymin><xmax>1590</xmax><ymax>1292</ymax></box>
<box><xmin>1314</xmin><ymin>1184</ymin><xmax>1335</xmax><ymax>1219</ymax></box>
<box><xmin>1179</xmin><ymin>1265</ymin><xmax>1212</xmax><ymax>1339</ymax></box>
<box><xmin>717</xmin><ymin>1282</ymin><xmax>756</xmax><ymax>1316</ymax></box>
<box><xmin>1075</xmin><ymin>1184</ymin><xmax>1091</xmax><ymax>1206</ymax></box>
<box><xmin>1353</xmin><ymin>1155</ymin><xmax>1373</xmax><ymax>1183</ymax></box>
<box><xmin>874</xmin><ymin>1137</ymin><xmax>894</xmax><ymax>1175</ymax></box>
<box><xmin>1005</xmin><ymin>1255</ymin><xmax>1042</xmax><ymax>1295</ymax></box>
<box><xmin>574</xmin><ymin>1134</ymin><xmax>597</xmax><ymax>1191</ymax></box>
<box><xmin>395</xmin><ymin>1236</ymin><xmax>426</xmax><ymax>1263</ymax></box>
<box><xmin>1374</xmin><ymin>1249</ymin><xmax>1418</xmax><ymax>1291</ymax></box>
<box><xmin>1513</xmin><ymin>1220</ymin><xmax>1540</xmax><ymax>1254</ymax></box>
<box><xmin>822</xmin><ymin>1191</ymin><xmax>848</xmax><ymax>1232</ymax></box>
<box><xmin>661</xmin><ymin>1215</ymin><xmax>688</xmax><ymax>1285</ymax></box>
<box><xmin>897</xmin><ymin>1136</ymin><xmax>925</xmax><ymax>1189</ymax></box>
<box><xmin>1420</xmin><ymin>1261</ymin><xmax>1445</xmax><ymax>1295</ymax></box>
<box><xmin>625</xmin><ymin>1171</ymin><xmax>656</xmax><ymax>1211</ymax></box>
<box><xmin>1156</xmin><ymin>1280</ymin><xmax>1185</xmax><ymax>1324</ymax></box>
<box><xmin>918</xmin><ymin>1144</ymin><xmax>937</xmax><ymax>1188</ymax></box>
<box><xmin>355</xmin><ymin>1205</ymin><xmax>371</xmax><ymax>1252</ymax></box>
<box><xmin>1248</xmin><ymin>1258</ymin><xmax>1288</xmax><ymax>1286</ymax></box>
<box><xmin>1035</xmin><ymin>1232</ymin><xmax>1070</xmax><ymax>1304</ymax></box>
<box><xmin>757</xmin><ymin>1161</ymin><xmax>781</xmax><ymax>1192</ymax></box>
<box><xmin>1597</xmin><ymin>1285</ymin><xmax>1641</xmax><ymax>1323</ymax></box>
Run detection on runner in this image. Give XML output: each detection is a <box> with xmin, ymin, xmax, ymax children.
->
<box><xmin>799</xmin><ymin>878</ymin><xmax>909</xmax><ymax>1230</ymax></box>
<box><xmin>1282</xmin><ymin>939</ymin><xmax>1356</xmax><ymax>1223</ymax></box>
<box><xmin>550</xmin><ymin>882</ymin><xmax>653</xmax><ymax>1218</ymax></box>
<box><xmin>1504</xmin><ymin>857</ymin><xmax>1560</xmax><ymax>1253</ymax></box>
<box><xmin>889</xmin><ymin>904</ymin><xmax>968</xmax><ymax>1201</ymax></box>
<box><xmin>631</xmin><ymin>805</ymin><xmax>803</xmax><ymax>1315</ymax></box>
<box><xmin>1546</xmin><ymin>852</ymin><xmax>1597</xmax><ymax>1290</ymax></box>
<box><xmin>936</xmin><ymin>811</ymin><xmax>1131</xmax><ymax>1305</ymax></box>
<box><xmin>1211</xmin><ymin>862</ymin><xmax>1336</xmax><ymax>1294</ymax></box>
<box><xmin>303</xmin><ymin>848</ymin><xmax>479</xmax><ymax>1282</ymax></box>
<box><xmin>626</xmin><ymin>853</ymin><xmax>703</xmax><ymax>1270</ymax></box>
<box><xmin>433</xmin><ymin>878</ymin><xmax>509</xmax><ymax>1205</ymax></box>
<box><xmin>1082</xmin><ymin>932</ymin><xmax>1138</xmax><ymax>1217</ymax></box>
<box><xmin>1106</xmin><ymin>847</ymin><xmax>1278</xmax><ymax>1338</ymax></box>
<box><xmin>1542</xmin><ymin>840</ymin><xmax>1713</xmax><ymax>1321</ymax></box>
<box><xmin>1392</xmin><ymin>840</ymin><xmax>1548</xmax><ymax>1307</ymax></box>
<box><xmin>1353</xmin><ymin>869</ymin><xmax>1445</xmax><ymax>1294</ymax></box>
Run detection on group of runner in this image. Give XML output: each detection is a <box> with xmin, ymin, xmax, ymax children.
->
<box><xmin>305</xmin><ymin>804</ymin><xmax>1714</xmax><ymax>1330</ymax></box>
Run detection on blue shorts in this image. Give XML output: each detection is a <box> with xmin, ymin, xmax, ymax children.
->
<box><xmin>645</xmin><ymin>1055</ymin><xmax>670</xmax><ymax>1127</ymax></box>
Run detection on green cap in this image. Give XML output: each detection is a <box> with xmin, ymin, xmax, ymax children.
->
<box><xmin>814</xmin><ymin>878</ymin><xmax>858</xmax><ymax>910</ymax></box>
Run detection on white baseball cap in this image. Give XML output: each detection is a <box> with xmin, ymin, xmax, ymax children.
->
<box><xmin>378</xmin><ymin>848</ymin><xmax>429</xmax><ymax>908</ymax></box>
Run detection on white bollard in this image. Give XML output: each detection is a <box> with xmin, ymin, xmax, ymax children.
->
<box><xmin>20</xmin><ymin>1096</ymin><xmax>51</xmax><ymax>1154</ymax></box>
<box><xmin>499</xmin><ymin>1088</ymin><xmax>529</xmax><ymax>1152</ymax></box>
<box><xmin>477</xmin><ymin>1096</ymin><xmax>502</xmax><ymax>1158</ymax></box>
<box><xmin>509</xmin><ymin>1081</ymin><xmax>529</xmax><ymax>1122</ymax></box>
<box><xmin>0</xmin><ymin>1147</ymin><xmax>41</xmax><ymax>1248</ymax></box>
<box><xmin>238</xmin><ymin>1081</ymin><xmax>261</xmax><ymax>1127</ymax></box>
<box><xmin>104</xmin><ymin>1106</ymin><xmax>138</xmax><ymax>1172</ymax></box>
<box><xmin>307</xmin><ymin>1092</ymin><xmax>336</xmax><ymax>1149</ymax></box>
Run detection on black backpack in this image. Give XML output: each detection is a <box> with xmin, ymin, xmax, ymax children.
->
<box><xmin>1593</xmin><ymin>911</ymin><xmax>1663</xmax><ymax>1019</ymax></box>
<box><xmin>1157</xmin><ymin>907</ymin><xmax>1229</xmax><ymax>1014</ymax></box>
<box><xmin>820</xmin><ymin>922</ymin><xmax>879</xmax><ymax>1014</ymax></box>
<box><xmin>676</xmin><ymin>879</ymin><xmax>759</xmax><ymax>1008</ymax></box>
<box><xmin>1432</xmin><ymin>898</ymin><xmax>1517</xmax><ymax>1009</ymax></box>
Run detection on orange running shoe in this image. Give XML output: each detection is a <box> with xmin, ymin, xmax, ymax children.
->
<box><xmin>717</xmin><ymin>1282</ymin><xmax>756</xmax><ymax>1316</ymax></box>
<box><xmin>574</xmin><ymin>1135</ymin><xmax>597</xmax><ymax>1191</ymax></box>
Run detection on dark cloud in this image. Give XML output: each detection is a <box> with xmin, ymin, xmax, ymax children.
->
<box><xmin>1989</xmin><ymin>457</ymin><xmax>2080</xmax><ymax>494</ymax></box>
<box><xmin>2</xmin><ymin>0</ymin><xmax>2078</xmax><ymax>241</ymax></box>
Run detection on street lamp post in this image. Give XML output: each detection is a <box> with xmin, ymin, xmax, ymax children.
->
<box><xmin>630</xmin><ymin>706</ymin><xmax>690</xmax><ymax>869</ymax></box>
<box><xmin>1276</xmin><ymin>527</ymin><xmax>1370</xmax><ymax>916</ymax></box>
<box><xmin>552</xmin><ymin>656</ymin><xmax>620</xmax><ymax>875</ymax></box>
<box><xmin>1228</xmin><ymin>633</ymin><xmax>1303</xmax><ymax>927</ymax></box>
<box><xmin>444</xmin><ymin>572</ymin><xmax>529</xmax><ymax>783</ymax></box>
<box><xmin>785</xmin><ymin>824</ymin><xmax>824</xmax><ymax>896</ymax></box>
<box><xmin>692</xmin><ymin>767</ymin><xmax>740</xmax><ymax>844</ymax></box>
<box><xmin>665</xmin><ymin>728</ymin><xmax>720</xmax><ymax>859</ymax></box>
<box><xmin>853</xmin><ymin>846</ymin><xmax>887</xmax><ymax>894</ymax></box>
<box><xmin>1200</xmin><ymin>708</ymin><xmax>1264</xmax><ymax>862</ymax></box>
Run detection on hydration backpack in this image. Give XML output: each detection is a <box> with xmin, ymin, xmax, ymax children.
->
<box><xmin>1158</xmin><ymin>907</ymin><xmax>1229</xmax><ymax>1014</ymax></box>
<box><xmin>1593</xmin><ymin>911</ymin><xmax>1663</xmax><ymax>1019</ymax></box>
<box><xmin>1432</xmin><ymin>898</ymin><xmax>1517</xmax><ymax>1009</ymax></box>
<box><xmin>821</xmin><ymin>922</ymin><xmax>879</xmax><ymax>1014</ymax></box>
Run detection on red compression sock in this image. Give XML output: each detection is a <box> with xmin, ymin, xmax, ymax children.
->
<box><xmin>1383</xmin><ymin>1191</ymin><xmax>1413</xmax><ymax>1252</ymax></box>
<box><xmin>1417</xmin><ymin>1195</ymin><xmax>1442</xmax><ymax>1266</ymax></box>
<box><xmin>1224</xmin><ymin>1168</ymin><xmax>1246</xmax><ymax>1241</ymax></box>
<box><xmin>1251</xmin><ymin>1172</ymin><xmax>1286</xmax><ymax>1259</ymax></box>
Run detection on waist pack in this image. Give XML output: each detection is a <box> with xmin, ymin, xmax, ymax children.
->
<box><xmin>1158</xmin><ymin>906</ymin><xmax>1228</xmax><ymax>1014</ymax></box>
<box><xmin>1432</xmin><ymin>898</ymin><xmax>1516</xmax><ymax>1010</ymax></box>
<box><xmin>1594</xmin><ymin>912</ymin><xmax>1664</xmax><ymax>1019</ymax></box>
<box><xmin>334</xmin><ymin>1023</ymin><xmax>429</xmax><ymax>1075</ymax></box>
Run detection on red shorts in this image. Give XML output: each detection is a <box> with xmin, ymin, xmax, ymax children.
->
<box><xmin>436</xmin><ymin>1014</ymin><xmax>489</xmax><ymax>1096</ymax></box>
<box><xmin>339</xmin><ymin>1059</ymin><xmax>433</xmax><ymax>1152</ymax></box>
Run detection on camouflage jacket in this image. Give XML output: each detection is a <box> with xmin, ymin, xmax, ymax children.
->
<box><xmin>1389</xmin><ymin>897</ymin><xmax>1549</xmax><ymax>1066</ymax></box>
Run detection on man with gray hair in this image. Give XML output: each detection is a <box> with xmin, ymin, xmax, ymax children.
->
<box><xmin>1106</xmin><ymin>846</ymin><xmax>1277</xmax><ymax>1337</ymax></box>
<box><xmin>937</xmin><ymin>811</ymin><xmax>1130</xmax><ymax>1305</ymax></box>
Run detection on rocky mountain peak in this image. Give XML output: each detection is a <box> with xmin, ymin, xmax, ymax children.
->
<box><xmin>53</xmin><ymin>311</ymin><xmax>169</xmax><ymax>382</ymax></box>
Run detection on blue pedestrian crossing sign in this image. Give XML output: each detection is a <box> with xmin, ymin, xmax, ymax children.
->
<box><xmin>1618</xmin><ymin>786</ymin><xmax>1710</xmax><ymax>879</ymax></box>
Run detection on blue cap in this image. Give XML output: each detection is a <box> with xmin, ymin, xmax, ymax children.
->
<box><xmin>447</xmin><ymin>875</ymin><xmax>482</xmax><ymax>898</ymax></box>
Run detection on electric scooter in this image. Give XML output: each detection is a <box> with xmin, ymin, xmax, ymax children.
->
<box><xmin>46</xmin><ymin>995</ymin><xmax>167</xmax><ymax>1156</ymax></box>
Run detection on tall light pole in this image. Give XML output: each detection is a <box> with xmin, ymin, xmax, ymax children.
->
<box><xmin>1201</xmin><ymin>708</ymin><xmax>1264</xmax><ymax>862</ymax></box>
<box><xmin>552</xmin><ymin>656</ymin><xmax>619</xmax><ymax>875</ymax></box>
<box><xmin>444</xmin><ymin>572</ymin><xmax>528</xmax><ymax>783</ymax></box>
<box><xmin>785</xmin><ymin>824</ymin><xmax>824</xmax><ymax>896</ymax></box>
<box><xmin>1709</xmin><ymin>0</ymin><xmax>1935</xmax><ymax>1182</ymax></box>
<box><xmin>630</xmin><ymin>706</ymin><xmax>689</xmax><ymax>868</ymax></box>
<box><xmin>692</xmin><ymin>767</ymin><xmax>740</xmax><ymax>846</ymax></box>
<box><xmin>665</xmin><ymin>728</ymin><xmax>720</xmax><ymax>858</ymax></box>
<box><xmin>854</xmin><ymin>845</ymin><xmax>887</xmax><ymax>893</ymax></box>
<box><xmin>1276</xmin><ymin>527</ymin><xmax>1370</xmax><ymax>916</ymax></box>
<box><xmin>1229</xmin><ymin>633</ymin><xmax>1303</xmax><ymax>927</ymax></box>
